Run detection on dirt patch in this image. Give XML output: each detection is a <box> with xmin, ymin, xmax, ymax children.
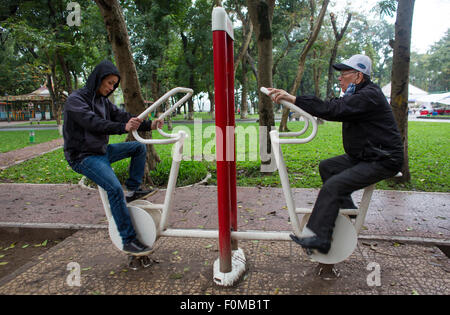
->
<box><xmin>0</xmin><ymin>228</ymin><xmax>76</xmax><ymax>280</ymax></box>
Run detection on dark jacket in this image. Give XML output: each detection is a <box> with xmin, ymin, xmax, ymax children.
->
<box><xmin>295</xmin><ymin>80</ymin><xmax>404</xmax><ymax>171</ymax></box>
<box><xmin>63</xmin><ymin>60</ymin><xmax>151</xmax><ymax>165</ymax></box>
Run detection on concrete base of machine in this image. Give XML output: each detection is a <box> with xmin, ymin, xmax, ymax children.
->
<box><xmin>213</xmin><ymin>248</ymin><xmax>246</xmax><ymax>286</ymax></box>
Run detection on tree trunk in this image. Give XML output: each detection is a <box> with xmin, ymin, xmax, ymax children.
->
<box><xmin>71</xmin><ymin>70</ymin><xmax>78</xmax><ymax>89</ymax></box>
<box><xmin>151</xmin><ymin>71</ymin><xmax>164</xmax><ymax>116</ymax></box>
<box><xmin>234</xmin><ymin>6</ymin><xmax>253</xmax><ymax>74</ymax></box>
<box><xmin>45</xmin><ymin>0</ymin><xmax>68</xmax><ymax>127</ymax></box>
<box><xmin>312</xmin><ymin>49</ymin><xmax>321</xmax><ymax>97</ymax></box>
<box><xmin>279</xmin><ymin>0</ymin><xmax>329</xmax><ymax>132</ymax></box>
<box><xmin>230</xmin><ymin>2</ymin><xmax>253</xmax><ymax>119</ymax></box>
<box><xmin>390</xmin><ymin>0</ymin><xmax>415</xmax><ymax>182</ymax></box>
<box><xmin>45</xmin><ymin>53</ymin><xmax>64</xmax><ymax>126</ymax></box>
<box><xmin>247</xmin><ymin>0</ymin><xmax>276</xmax><ymax>172</ymax></box>
<box><xmin>208</xmin><ymin>89</ymin><xmax>215</xmax><ymax>119</ymax></box>
<box><xmin>240</xmin><ymin>55</ymin><xmax>249</xmax><ymax>119</ymax></box>
<box><xmin>246</xmin><ymin>50</ymin><xmax>258</xmax><ymax>80</ymax></box>
<box><xmin>56</xmin><ymin>51</ymin><xmax>73</xmax><ymax>95</ymax></box>
<box><xmin>326</xmin><ymin>12</ymin><xmax>352</xmax><ymax>100</ymax></box>
<box><xmin>188</xmin><ymin>74</ymin><xmax>195</xmax><ymax>120</ymax></box>
<box><xmin>46</xmin><ymin>73</ymin><xmax>57</xmax><ymax>122</ymax></box>
<box><xmin>180</xmin><ymin>31</ymin><xmax>196</xmax><ymax>120</ymax></box>
<box><xmin>326</xmin><ymin>40</ymin><xmax>339</xmax><ymax>99</ymax></box>
<box><xmin>233</xmin><ymin>1</ymin><xmax>252</xmax><ymax>120</ymax></box>
<box><xmin>95</xmin><ymin>0</ymin><xmax>160</xmax><ymax>186</ymax></box>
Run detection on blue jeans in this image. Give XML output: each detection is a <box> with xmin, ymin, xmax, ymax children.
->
<box><xmin>71</xmin><ymin>141</ymin><xmax>147</xmax><ymax>245</ymax></box>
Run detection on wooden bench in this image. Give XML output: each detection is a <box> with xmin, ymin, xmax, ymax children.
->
<box><xmin>29</xmin><ymin>118</ymin><xmax>41</xmax><ymax>124</ymax></box>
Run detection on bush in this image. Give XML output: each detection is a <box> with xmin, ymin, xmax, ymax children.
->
<box><xmin>150</xmin><ymin>158</ymin><xmax>208</xmax><ymax>187</ymax></box>
<box><xmin>83</xmin><ymin>158</ymin><xmax>208</xmax><ymax>189</ymax></box>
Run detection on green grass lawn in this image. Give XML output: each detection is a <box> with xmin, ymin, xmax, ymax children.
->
<box><xmin>0</xmin><ymin>121</ymin><xmax>448</xmax><ymax>192</ymax></box>
<box><xmin>0</xmin><ymin>130</ymin><xmax>62</xmax><ymax>153</ymax></box>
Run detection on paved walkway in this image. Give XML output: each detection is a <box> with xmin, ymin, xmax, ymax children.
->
<box><xmin>0</xmin><ymin>183</ymin><xmax>448</xmax><ymax>295</ymax></box>
<box><xmin>0</xmin><ymin>138</ymin><xmax>448</xmax><ymax>296</ymax></box>
<box><xmin>0</xmin><ymin>120</ymin><xmax>63</xmax><ymax>170</ymax></box>
<box><xmin>0</xmin><ymin>138</ymin><xmax>63</xmax><ymax>170</ymax></box>
<box><xmin>0</xmin><ymin>184</ymin><xmax>449</xmax><ymax>243</ymax></box>
<box><xmin>0</xmin><ymin>121</ymin><xmax>31</xmax><ymax>127</ymax></box>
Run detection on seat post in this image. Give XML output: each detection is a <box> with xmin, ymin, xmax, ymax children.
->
<box><xmin>354</xmin><ymin>184</ymin><xmax>376</xmax><ymax>233</ymax></box>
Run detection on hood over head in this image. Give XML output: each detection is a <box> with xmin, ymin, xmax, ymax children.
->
<box><xmin>85</xmin><ymin>60</ymin><xmax>121</xmax><ymax>98</ymax></box>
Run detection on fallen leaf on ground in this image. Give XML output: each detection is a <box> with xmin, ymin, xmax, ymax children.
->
<box><xmin>3</xmin><ymin>243</ymin><xmax>16</xmax><ymax>251</ymax></box>
<box><xmin>170</xmin><ymin>273</ymin><xmax>183</xmax><ymax>280</ymax></box>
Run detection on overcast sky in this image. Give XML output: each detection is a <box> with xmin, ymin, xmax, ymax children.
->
<box><xmin>330</xmin><ymin>0</ymin><xmax>450</xmax><ymax>53</ymax></box>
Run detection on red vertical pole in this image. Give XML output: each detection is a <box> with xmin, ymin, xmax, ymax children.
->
<box><xmin>226</xmin><ymin>35</ymin><xmax>238</xmax><ymax>250</ymax></box>
<box><xmin>213</xmin><ymin>7</ymin><xmax>237</xmax><ymax>274</ymax></box>
<box><xmin>213</xmin><ymin>30</ymin><xmax>232</xmax><ymax>272</ymax></box>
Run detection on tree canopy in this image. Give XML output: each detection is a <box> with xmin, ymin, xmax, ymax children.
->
<box><xmin>0</xmin><ymin>0</ymin><xmax>447</xmax><ymax>110</ymax></box>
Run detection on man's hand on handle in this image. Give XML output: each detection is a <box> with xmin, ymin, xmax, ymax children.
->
<box><xmin>125</xmin><ymin>117</ymin><xmax>164</xmax><ymax>132</ymax></box>
<box><xmin>125</xmin><ymin>117</ymin><xmax>143</xmax><ymax>132</ymax></box>
<box><xmin>151</xmin><ymin>118</ymin><xmax>164</xmax><ymax>130</ymax></box>
<box><xmin>266</xmin><ymin>88</ymin><xmax>296</xmax><ymax>104</ymax></box>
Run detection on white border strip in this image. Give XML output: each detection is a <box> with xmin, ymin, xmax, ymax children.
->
<box><xmin>0</xmin><ymin>222</ymin><xmax>448</xmax><ymax>246</ymax></box>
<box><xmin>0</xmin><ymin>222</ymin><xmax>106</xmax><ymax>230</ymax></box>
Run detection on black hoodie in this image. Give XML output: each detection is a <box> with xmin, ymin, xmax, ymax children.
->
<box><xmin>63</xmin><ymin>60</ymin><xmax>151</xmax><ymax>165</ymax></box>
<box><xmin>294</xmin><ymin>80</ymin><xmax>404</xmax><ymax>171</ymax></box>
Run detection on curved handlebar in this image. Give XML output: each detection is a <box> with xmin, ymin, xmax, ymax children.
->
<box><xmin>260</xmin><ymin>87</ymin><xmax>318</xmax><ymax>144</ymax></box>
<box><xmin>132</xmin><ymin>87</ymin><xmax>193</xmax><ymax>145</ymax></box>
<box><xmin>136</xmin><ymin>87</ymin><xmax>193</xmax><ymax>121</ymax></box>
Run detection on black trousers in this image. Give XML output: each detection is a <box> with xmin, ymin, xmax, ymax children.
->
<box><xmin>306</xmin><ymin>154</ymin><xmax>398</xmax><ymax>240</ymax></box>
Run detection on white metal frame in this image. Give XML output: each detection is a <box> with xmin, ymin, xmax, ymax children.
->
<box><xmin>98</xmin><ymin>86</ymin><xmax>394</xmax><ymax>275</ymax></box>
<box><xmin>259</xmin><ymin>87</ymin><xmax>373</xmax><ymax>234</ymax></box>
<box><xmin>259</xmin><ymin>87</ymin><xmax>402</xmax><ymax>254</ymax></box>
<box><xmin>99</xmin><ymin>87</ymin><xmax>302</xmax><ymax>247</ymax></box>
<box><xmin>259</xmin><ymin>87</ymin><xmax>357</xmax><ymax>264</ymax></box>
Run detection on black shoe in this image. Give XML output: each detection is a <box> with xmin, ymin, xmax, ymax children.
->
<box><xmin>123</xmin><ymin>238</ymin><xmax>152</xmax><ymax>255</ymax></box>
<box><xmin>126</xmin><ymin>188</ymin><xmax>156</xmax><ymax>203</ymax></box>
<box><xmin>289</xmin><ymin>234</ymin><xmax>331</xmax><ymax>254</ymax></box>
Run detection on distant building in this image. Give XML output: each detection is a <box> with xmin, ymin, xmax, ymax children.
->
<box><xmin>381</xmin><ymin>82</ymin><xmax>428</xmax><ymax>105</ymax></box>
<box><xmin>0</xmin><ymin>86</ymin><xmax>66</xmax><ymax>121</ymax></box>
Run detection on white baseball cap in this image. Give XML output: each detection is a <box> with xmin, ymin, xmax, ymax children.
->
<box><xmin>333</xmin><ymin>54</ymin><xmax>372</xmax><ymax>76</ymax></box>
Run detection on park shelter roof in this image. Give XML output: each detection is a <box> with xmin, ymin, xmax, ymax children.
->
<box><xmin>0</xmin><ymin>86</ymin><xmax>66</xmax><ymax>102</ymax></box>
<box><xmin>381</xmin><ymin>82</ymin><xmax>428</xmax><ymax>102</ymax></box>
<box><xmin>415</xmin><ymin>92</ymin><xmax>450</xmax><ymax>105</ymax></box>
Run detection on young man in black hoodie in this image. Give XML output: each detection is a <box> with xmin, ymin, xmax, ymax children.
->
<box><xmin>63</xmin><ymin>60</ymin><xmax>163</xmax><ymax>254</ymax></box>
<box><xmin>267</xmin><ymin>55</ymin><xmax>404</xmax><ymax>254</ymax></box>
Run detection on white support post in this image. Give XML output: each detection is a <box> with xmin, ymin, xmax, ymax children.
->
<box><xmin>98</xmin><ymin>186</ymin><xmax>112</xmax><ymax>220</ymax></box>
<box><xmin>270</xmin><ymin>130</ymin><xmax>302</xmax><ymax>237</ymax></box>
<box><xmin>354</xmin><ymin>184</ymin><xmax>375</xmax><ymax>233</ymax></box>
<box><xmin>158</xmin><ymin>131</ymin><xmax>187</xmax><ymax>234</ymax></box>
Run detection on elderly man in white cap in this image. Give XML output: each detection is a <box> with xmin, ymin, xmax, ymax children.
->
<box><xmin>267</xmin><ymin>54</ymin><xmax>404</xmax><ymax>254</ymax></box>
